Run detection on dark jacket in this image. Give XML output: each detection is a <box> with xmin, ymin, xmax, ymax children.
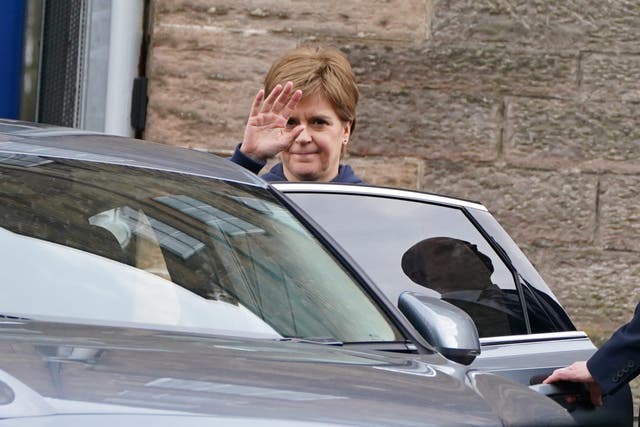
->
<box><xmin>229</xmin><ymin>144</ymin><xmax>364</xmax><ymax>184</ymax></box>
<box><xmin>587</xmin><ymin>302</ymin><xmax>640</xmax><ymax>396</ymax></box>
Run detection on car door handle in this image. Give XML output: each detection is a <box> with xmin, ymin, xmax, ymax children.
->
<box><xmin>528</xmin><ymin>382</ymin><xmax>593</xmax><ymax>411</ymax></box>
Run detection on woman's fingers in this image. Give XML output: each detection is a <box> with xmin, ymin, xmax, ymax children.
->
<box><xmin>260</xmin><ymin>83</ymin><xmax>283</xmax><ymax>112</ymax></box>
<box><xmin>281</xmin><ymin>89</ymin><xmax>302</xmax><ymax>118</ymax></box>
<box><xmin>273</xmin><ymin>82</ymin><xmax>295</xmax><ymax>112</ymax></box>
<box><xmin>249</xmin><ymin>89</ymin><xmax>265</xmax><ymax>118</ymax></box>
<box><xmin>259</xmin><ymin>82</ymin><xmax>300</xmax><ymax>116</ymax></box>
<box><xmin>286</xmin><ymin>124</ymin><xmax>304</xmax><ymax>143</ymax></box>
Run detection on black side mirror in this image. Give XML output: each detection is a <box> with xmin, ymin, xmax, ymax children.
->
<box><xmin>398</xmin><ymin>292</ymin><xmax>480</xmax><ymax>365</ymax></box>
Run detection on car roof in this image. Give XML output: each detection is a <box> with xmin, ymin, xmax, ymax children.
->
<box><xmin>0</xmin><ymin>119</ymin><xmax>266</xmax><ymax>187</ymax></box>
<box><xmin>273</xmin><ymin>182</ymin><xmax>488</xmax><ymax>212</ymax></box>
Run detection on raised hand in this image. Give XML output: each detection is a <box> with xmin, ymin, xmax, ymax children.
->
<box><xmin>240</xmin><ymin>81</ymin><xmax>303</xmax><ymax>162</ymax></box>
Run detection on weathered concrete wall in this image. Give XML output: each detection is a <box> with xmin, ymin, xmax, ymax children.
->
<box><xmin>146</xmin><ymin>0</ymin><xmax>640</xmax><ymax>407</ymax></box>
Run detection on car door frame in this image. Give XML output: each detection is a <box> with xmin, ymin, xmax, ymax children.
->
<box><xmin>273</xmin><ymin>182</ymin><xmax>574</xmax><ymax>341</ymax></box>
<box><xmin>272</xmin><ymin>182</ymin><xmax>633</xmax><ymax>425</ymax></box>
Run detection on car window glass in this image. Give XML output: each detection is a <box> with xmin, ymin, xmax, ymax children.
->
<box><xmin>0</xmin><ymin>156</ymin><xmax>401</xmax><ymax>343</ymax></box>
<box><xmin>288</xmin><ymin>193</ymin><xmax>529</xmax><ymax>337</ymax></box>
<box><xmin>469</xmin><ymin>210</ymin><xmax>574</xmax><ymax>333</ymax></box>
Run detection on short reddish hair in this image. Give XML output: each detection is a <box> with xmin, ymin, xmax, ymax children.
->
<box><xmin>264</xmin><ymin>45</ymin><xmax>359</xmax><ymax>135</ymax></box>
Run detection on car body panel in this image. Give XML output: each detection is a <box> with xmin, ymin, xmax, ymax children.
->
<box><xmin>0</xmin><ymin>119</ymin><xmax>264</xmax><ymax>186</ymax></box>
<box><xmin>0</xmin><ymin>120</ymin><xmax>631</xmax><ymax>425</ymax></box>
<box><xmin>275</xmin><ymin>182</ymin><xmax>633</xmax><ymax>425</ymax></box>
<box><xmin>0</xmin><ymin>320</ymin><xmax>579</xmax><ymax>427</ymax></box>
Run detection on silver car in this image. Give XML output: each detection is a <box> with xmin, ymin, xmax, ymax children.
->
<box><xmin>0</xmin><ymin>119</ymin><xmax>631</xmax><ymax>426</ymax></box>
<box><xmin>275</xmin><ymin>182</ymin><xmax>635</xmax><ymax>424</ymax></box>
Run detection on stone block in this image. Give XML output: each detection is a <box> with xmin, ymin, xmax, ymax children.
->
<box><xmin>599</xmin><ymin>174</ymin><xmax>640</xmax><ymax>252</ymax></box>
<box><xmin>346</xmin><ymin>43</ymin><xmax>577</xmax><ymax>98</ymax></box>
<box><xmin>344</xmin><ymin>156</ymin><xmax>422</xmax><ymax>189</ymax></box>
<box><xmin>581</xmin><ymin>53</ymin><xmax>640</xmax><ymax>103</ymax></box>
<box><xmin>420</xmin><ymin>162</ymin><xmax>597</xmax><ymax>246</ymax></box>
<box><xmin>147</xmin><ymin>23</ymin><xmax>297</xmax><ymax>150</ymax></box>
<box><xmin>154</xmin><ymin>0</ymin><xmax>427</xmax><ymax>41</ymax></box>
<box><xmin>505</xmin><ymin>97</ymin><xmax>640</xmax><ymax>172</ymax></box>
<box><xmin>431</xmin><ymin>0</ymin><xmax>640</xmax><ymax>51</ymax></box>
<box><xmin>526</xmin><ymin>246</ymin><xmax>640</xmax><ymax>334</ymax></box>
<box><xmin>352</xmin><ymin>86</ymin><xmax>500</xmax><ymax>162</ymax></box>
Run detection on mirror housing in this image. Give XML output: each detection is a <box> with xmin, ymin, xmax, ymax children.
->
<box><xmin>398</xmin><ymin>292</ymin><xmax>480</xmax><ymax>365</ymax></box>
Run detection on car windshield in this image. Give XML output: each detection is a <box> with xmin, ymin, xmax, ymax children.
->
<box><xmin>0</xmin><ymin>154</ymin><xmax>401</xmax><ymax>343</ymax></box>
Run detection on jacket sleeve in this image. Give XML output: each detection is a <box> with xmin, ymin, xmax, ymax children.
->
<box><xmin>229</xmin><ymin>143</ymin><xmax>265</xmax><ymax>175</ymax></box>
<box><xmin>587</xmin><ymin>302</ymin><xmax>640</xmax><ymax>396</ymax></box>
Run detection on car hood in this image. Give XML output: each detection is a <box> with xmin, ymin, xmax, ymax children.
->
<box><xmin>0</xmin><ymin>320</ymin><xmax>575</xmax><ymax>426</ymax></box>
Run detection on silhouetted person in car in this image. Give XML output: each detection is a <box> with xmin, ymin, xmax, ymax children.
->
<box><xmin>400</xmin><ymin>237</ymin><xmax>512</xmax><ymax>337</ymax></box>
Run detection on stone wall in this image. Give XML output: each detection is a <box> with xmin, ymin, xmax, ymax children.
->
<box><xmin>146</xmin><ymin>0</ymin><xmax>640</xmax><ymax>409</ymax></box>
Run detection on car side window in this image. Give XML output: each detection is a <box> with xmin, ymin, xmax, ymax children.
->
<box><xmin>288</xmin><ymin>193</ymin><xmax>540</xmax><ymax>338</ymax></box>
<box><xmin>399</xmin><ymin>236</ymin><xmax>524</xmax><ymax>337</ymax></box>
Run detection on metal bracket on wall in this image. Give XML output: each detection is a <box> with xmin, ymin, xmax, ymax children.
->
<box><xmin>130</xmin><ymin>76</ymin><xmax>148</xmax><ymax>133</ymax></box>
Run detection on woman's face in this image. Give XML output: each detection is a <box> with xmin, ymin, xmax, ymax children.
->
<box><xmin>281</xmin><ymin>94</ymin><xmax>351</xmax><ymax>182</ymax></box>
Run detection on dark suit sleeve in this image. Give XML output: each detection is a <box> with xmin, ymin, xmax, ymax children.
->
<box><xmin>587</xmin><ymin>303</ymin><xmax>640</xmax><ymax>396</ymax></box>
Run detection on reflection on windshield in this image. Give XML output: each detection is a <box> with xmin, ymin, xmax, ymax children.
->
<box><xmin>0</xmin><ymin>158</ymin><xmax>400</xmax><ymax>343</ymax></box>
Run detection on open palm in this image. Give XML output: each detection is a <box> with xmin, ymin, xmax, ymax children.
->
<box><xmin>241</xmin><ymin>82</ymin><xmax>302</xmax><ymax>161</ymax></box>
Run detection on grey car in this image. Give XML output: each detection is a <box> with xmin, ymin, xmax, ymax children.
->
<box><xmin>275</xmin><ymin>182</ymin><xmax>635</xmax><ymax>424</ymax></box>
<box><xmin>0</xmin><ymin>120</ymin><xmax>631</xmax><ymax>426</ymax></box>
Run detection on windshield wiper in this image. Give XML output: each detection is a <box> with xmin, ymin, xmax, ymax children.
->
<box><xmin>279</xmin><ymin>337</ymin><xmax>343</xmax><ymax>346</ymax></box>
<box><xmin>0</xmin><ymin>314</ymin><xmax>30</xmax><ymax>321</ymax></box>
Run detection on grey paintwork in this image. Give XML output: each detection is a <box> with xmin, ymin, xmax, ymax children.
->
<box><xmin>398</xmin><ymin>292</ymin><xmax>481</xmax><ymax>365</ymax></box>
<box><xmin>0</xmin><ymin>119</ymin><xmax>263</xmax><ymax>186</ymax></box>
<box><xmin>273</xmin><ymin>182</ymin><xmax>634</xmax><ymax>425</ymax></box>
<box><xmin>273</xmin><ymin>183</ymin><xmax>601</xmax><ymax>365</ymax></box>
<box><xmin>0</xmin><ymin>320</ymin><xmax>576</xmax><ymax>426</ymax></box>
<box><xmin>0</xmin><ymin>119</ymin><xmax>623</xmax><ymax>425</ymax></box>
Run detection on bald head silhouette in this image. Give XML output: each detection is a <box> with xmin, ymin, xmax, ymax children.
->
<box><xmin>401</xmin><ymin>237</ymin><xmax>494</xmax><ymax>294</ymax></box>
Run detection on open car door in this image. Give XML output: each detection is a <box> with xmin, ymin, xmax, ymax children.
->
<box><xmin>275</xmin><ymin>182</ymin><xmax>633</xmax><ymax>427</ymax></box>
